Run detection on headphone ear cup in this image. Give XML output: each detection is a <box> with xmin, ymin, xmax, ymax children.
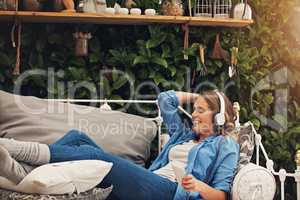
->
<box><xmin>214</xmin><ymin>113</ymin><xmax>225</xmax><ymax>126</ymax></box>
<box><xmin>214</xmin><ymin>113</ymin><xmax>225</xmax><ymax>135</ymax></box>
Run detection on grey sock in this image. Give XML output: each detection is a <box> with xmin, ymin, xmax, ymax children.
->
<box><xmin>0</xmin><ymin>146</ymin><xmax>35</xmax><ymax>184</ymax></box>
<box><xmin>0</xmin><ymin>138</ymin><xmax>50</xmax><ymax>165</ymax></box>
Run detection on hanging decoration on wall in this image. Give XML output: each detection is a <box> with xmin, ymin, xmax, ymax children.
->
<box><xmin>182</xmin><ymin>24</ymin><xmax>189</xmax><ymax>60</ymax></box>
<box><xmin>73</xmin><ymin>32</ymin><xmax>92</xmax><ymax>57</ymax></box>
<box><xmin>8</xmin><ymin>0</ymin><xmax>22</xmax><ymax>75</ymax></box>
<box><xmin>233</xmin><ymin>0</ymin><xmax>252</xmax><ymax>20</ymax></box>
<box><xmin>213</xmin><ymin>0</ymin><xmax>232</xmax><ymax>18</ymax></box>
<box><xmin>228</xmin><ymin>47</ymin><xmax>238</xmax><ymax>78</ymax></box>
<box><xmin>11</xmin><ymin>21</ymin><xmax>22</xmax><ymax>75</ymax></box>
<box><xmin>211</xmin><ymin>33</ymin><xmax>229</xmax><ymax>61</ymax></box>
<box><xmin>199</xmin><ymin>45</ymin><xmax>208</xmax><ymax>76</ymax></box>
<box><xmin>194</xmin><ymin>0</ymin><xmax>213</xmax><ymax>17</ymax></box>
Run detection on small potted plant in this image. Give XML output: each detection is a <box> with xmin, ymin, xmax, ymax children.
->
<box><xmin>161</xmin><ymin>0</ymin><xmax>184</xmax><ymax>16</ymax></box>
<box><xmin>0</xmin><ymin>0</ymin><xmax>17</xmax><ymax>11</ymax></box>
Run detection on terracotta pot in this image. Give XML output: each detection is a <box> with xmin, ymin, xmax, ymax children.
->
<box><xmin>23</xmin><ymin>0</ymin><xmax>42</xmax><ymax>11</ymax></box>
<box><xmin>53</xmin><ymin>0</ymin><xmax>75</xmax><ymax>12</ymax></box>
<box><xmin>62</xmin><ymin>0</ymin><xmax>75</xmax><ymax>11</ymax></box>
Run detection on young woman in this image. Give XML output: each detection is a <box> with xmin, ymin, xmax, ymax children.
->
<box><xmin>0</xmin><ymin>90</ymin><xmax>239</xmax><ymax>200</ymax></box>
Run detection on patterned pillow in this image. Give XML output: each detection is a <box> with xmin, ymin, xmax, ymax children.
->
<box><xmin>237</xmin><ymin>122</ymin><xmax>255</xmax><ymax>170</ymax></box>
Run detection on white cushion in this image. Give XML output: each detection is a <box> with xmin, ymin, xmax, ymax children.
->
<box><xmin>0</xmin><ymin>160</ymin><xmax>112</xmax><ymax>195</ymax></box>
<box><xmin>231</xmin><ymin>163</ymin><xmax>276</xmax><ymax>200</ymax></box>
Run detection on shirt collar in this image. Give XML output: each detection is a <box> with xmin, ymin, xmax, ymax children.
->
<box><xmin>191</xmin><ymin>132</ymin><xmax>219</xmax><ymax>143</ymax></box>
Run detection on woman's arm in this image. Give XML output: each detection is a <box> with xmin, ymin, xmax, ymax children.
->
<box><xmin>182</xmin><ymin>175</ymin><xmax>226</xmax><ymax>200</ymax></box>
<box><xmin>175</xmin><ymin>92</ymin><xmax>199</xmax><ymax>105</ymax></box>
<box><xmin>158</xmin><ymin>91</ymin><xmax>199</xmax><ymax>136</ymax></box>
<box><xmin>182</xmin><ymin>139</ymin><xmax>239</xmax><ymax>200</ymax></box>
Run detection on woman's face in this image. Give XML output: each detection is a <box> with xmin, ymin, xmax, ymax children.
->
<box><xmin>192</xmin><ymin>96</ymin><xmax>214</xmax><ymax>139</ymax></box>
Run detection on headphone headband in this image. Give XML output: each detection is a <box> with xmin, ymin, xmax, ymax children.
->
<box><xmin>214</xmin><ymin>90</ymin><xmax>226</xmax><ymax>126</ymax></box>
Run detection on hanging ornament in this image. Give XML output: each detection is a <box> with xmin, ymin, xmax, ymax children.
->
<box><xmin>73</xmin><ymin>32</ymin><xmax>92</xmax><ymax>57</ymax></box>
<box><xmin>233</xmin><ymin>0</ymin><xmax>252</xmax><ymax>20</ymax></box>
<box><xmin>228</xmin><ymin>47</ymin><xmax>238</xmax><ymax>78</ymax></box>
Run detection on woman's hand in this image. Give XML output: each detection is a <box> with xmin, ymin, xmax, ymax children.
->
<box><xmin>181</xmin><ymin>174</ymin><xmax>227</xmax><ymax>200</ymax></box>
<box><xmin>181</xmin><ymin>174</ymin><xmax>203</xmax><ymax>192</ymax></box>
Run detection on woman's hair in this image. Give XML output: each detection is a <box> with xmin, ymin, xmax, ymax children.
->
<box><xmin>201</xmin><ymin>90</ymin><xmax>236</xmax><ymax>136</ymax></box>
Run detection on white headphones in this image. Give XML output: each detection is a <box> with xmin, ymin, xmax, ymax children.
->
<box><xmin>214</xmin><ymin>90</ymin><xmax>226</xmax><ymax>127</ymax></box>
<box><xmin>177</xmin><ymin>90</ymin><xmax>226</xmax><ymax>128</ymax></box>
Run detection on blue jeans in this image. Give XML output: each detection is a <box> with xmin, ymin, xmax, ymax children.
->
<box><xmin>49</xmin><ymin>130</ymin><xmax>177</xmax><ymax>200</ymax></box>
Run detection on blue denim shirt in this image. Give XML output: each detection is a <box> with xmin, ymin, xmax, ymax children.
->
<box><xmin>149</xmin><ymin>90</ymin><xmax>239</xmax><ymax>200</ymax></box>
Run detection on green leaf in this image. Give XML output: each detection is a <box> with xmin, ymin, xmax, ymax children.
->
<box><xmin>136</xmin><ymin>40</ymin><xmax>148</xmax><ymax>56</ymax></box>
<box><xmin>69</xmin><ymin>57</ymin><xmax>85</xmax><ymax>67</ymax></box>
<box><xmin>149</xmin><ymin>70</ymin><xmax>156</xmax><ymax>78</ymax></box>
<box><xmin>133</xmin><ymin>56</ymin><xmax>149</xmax><ymax>65</ymax></box>
<box><xmin>288</xmin><ymin>126</ymin><xmax>300</xmax><ymax>134</ymax></box>
<box><xmin>110</xmin><ymin>95</ymin><xmax>124</xmax><ymax>106</ymax></box>
<box><xmin>215</xmin><ymin>60</ymin><xmax>223</xmax><ymax>68</ymax></box>
<box><xmin>146</xmin><ymin>35</ymin><xmax>166</xmax><ymax>49</ymax></box>
<box><xmin>264</xmin><ymin>95</ymin><xmax>274</xmax><ymax>105</ymax></box>
<box><xmin>250</xmin><ymin>118</ymin><xmax>261</xmax><ymax>129</ymax></box>
<box><xmin>109</xmin><ymin>49</ymin><xmax>121</xmax><ymax>58</ymax></box>
<box><xmin>273</xmin><ymin>114</ymin><xmax>288</xmax><ymax>132</ymax></box>
<box><xmin>196</xmin><ymin>56</ymin><xmax>201</xmax><ymax>70</ymax></box>
<box><xmin>89</xmin><ymin>53</ymin><xmax>100</xmax><ymax>63</ymax></box>
<box><xmin>168</xmin><ymin>65</ymin><xmax>176</xmax><ymax>77</ymax></box>
<box><xmin>48</xmin><ymin>34</ymin><xmax>62</xmax><ymax>45</ymax></box>
<box><xmin>152</xmin><ymin>57</ymin><xmax>168</xmax><ymax>68</ymax></box>
<box><xmin>90</xmin><ymin>38</ymin><xmax>100</xmax><ymax>52</ymax></box>
<box><xmin>146</xmin><ymin>39</ymin><xmax>158</xmax><ymax>49</ymax></box>
<box><xmin>162</xmin><ymin>45</ymin><xmax>171</xmax><ymax>58</ymax></box>
<box><xmin>37</xmin><ymin>53</ymin><xmax>44</xmax><ymax>67</ymax></box>
<box><xmin>36</xmin><ymin>39</ymin><xmax>46</xmax><ymax>52</ymax></box>
<box><xmin>176</xmin><ymin>75</ymin><xmax>184</xmax><ymax>88</ymax></box>
<box><xmin>112</xmin><ymin>68</ymin><xmax>119</xmax><ymax>82</ymax></box>
<box><xmin>67</xmin><ymin>67</ymin><xmax>86</xmax><ymax>80</ymax></box>
<box><xmin>0</xmin><ymin>53</ymin><xmax>10</xmax><ymax>66</ymax></box>
<box><xmin>153</xmin><ymin>74</ymin><xmax>165</xmax><ymax>85</ymax></box>
<box><xmin>113</xmin><ymin>76</ymin><xmax>128</xmax><ymax>90</ymax></box>
<box><xmin>111</xmin><ymin>95</ymin><xmax>123</xmax><ymax>100</ymax></box>
<box><xmin>137</xmin><ymin>68</ymin><xmax>149</xmax><ymax>79</ymax></box>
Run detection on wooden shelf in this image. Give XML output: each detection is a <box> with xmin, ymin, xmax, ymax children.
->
<box><xmin>0</xmin><ymin>11</ymin><xmax>253</xmax><ymax>27</ymax></box>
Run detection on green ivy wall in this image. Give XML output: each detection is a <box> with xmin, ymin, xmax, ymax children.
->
<box><xmin>0</xmin><ymin>0</ymin><xmax>300</xmax><ymax>199</ymax></box>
